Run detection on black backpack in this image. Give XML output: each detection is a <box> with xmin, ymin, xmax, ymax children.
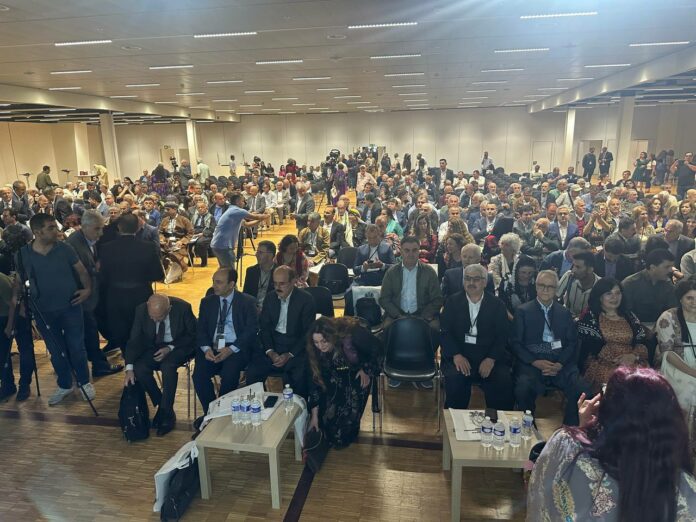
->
<box><xmin>160</xmin><ymin>456</ymin><xmax>200</xmax><ymax>521</ymax></box>
<box><xmin>356</xmin><ymin>297</ymin><xmax>382</xmax><ymax>327</ymax></box>
<box><xmin>118</xmin><ymin>382</ymin><xmax>150</xmax><ymax>442</ymax></box>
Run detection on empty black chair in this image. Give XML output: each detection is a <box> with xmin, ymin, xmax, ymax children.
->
<box><xmin>317</xmin><ymin>263</ymin><xmax>351</xmax><ymax>300</ymax></box>
<box><xmin>379</xmin><ymin>316</ymin><xmax>441</xmax><ymax>431</ymax></box>
<box><xmin>217</xmin><ymin>175</ymin><xmax>228</xmax><ymax>185</ymax></box>
<box><xmin>336</xmin><ymin>246</ymin><xmax>358</xmax><ymax>269</ymax></box>
<box><xmin>305</xmin><ymin>286</ymin><xmax>335</xmax><ymax>317</ymax></box>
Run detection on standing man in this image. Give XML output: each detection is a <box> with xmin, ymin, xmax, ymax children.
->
<box><xmin>210</xmin><ymin>192</ymin><xmax>268</xmax><ymax>268</ymax></box>
<box><xmin>671</xmin><ymin>152</ymin><xmax>696</xmax><ymax>201</ymax></box>
<box><xmin>124</xmin><ymin>294</ymin><xmax>196</xmax><ymax>436</ymax></box>
<box><xmin>196</xmin><ymin>158</ymin><xmax>211</xmax><ymax>184</ymax></box>
<box><xmin>16</xmin><ymin>214</ymin><xmax>95</xmax><ymax>405</ymax></box>
<box><xmin>229</xmin><ymin>154</ymin><xmax>237</xmax><ymax>175</ymax></box>
<box><xmin>35</xmin><ymin>165</ymin><xmax>57</xmax><ymax>191</ymax></box>
<box><xmin>10</xmin><ymin>180</ymin><xmax>33</xmax><ymax>223</ymax></box>
<box><xmin>582</xmin><ymin>147</ymin><xmax>597</xmax><ymax>182</ymax></box>
<box><xmin>291</xmin><ymin>182</ymin><xmax>315</xmax><ymax>232</ymax></box>
<box><xmin>66</xmin><ymin>210</ymin><xmax>123</xmax><ymax>378</ymax></box>
<box><xmin>598</xmin><ymin>147</ymin><xmax>613</xmax><ymax>178</ymax></box>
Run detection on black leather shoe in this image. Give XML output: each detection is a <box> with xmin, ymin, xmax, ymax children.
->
<box><xmin>16</xmin><ymin>385</ymin><xmax>30</xmax><ymax>402</ymax></box>
<box><xmin>151</xmin><ymin>408</ymin><xmax>162</xmax><ymax>429</ymax></box>
<box><xmin>157</xmin><ymin>411</ymin><xmax>176</xmax><ymax>436</ymax></box>
<box><xmin>0</xmin><ymin>387</ymin><xmax>17</xmax><ymax>402</ymax></box>
<box><xmin>92</xmin><ymin>363</ymin><xmax>124</xmax><ymax>378</ymax></box>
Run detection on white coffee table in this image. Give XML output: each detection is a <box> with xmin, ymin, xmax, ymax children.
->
<box><xmin>196</xmin><ymin>402</ymin><xmax>303</xmax><ymax>509</ymax></box>
<box><xmin>442</xmin><ymin>409</ymin><xmax>541</xmax><ymax>522</ymax></box>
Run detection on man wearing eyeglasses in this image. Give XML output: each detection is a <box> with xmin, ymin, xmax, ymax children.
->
<box><xmin>440</xmin><ymin>264</ymin><xmax>514</xmax><ymax>409</ymax></box>
<box><xmin>242</xmin><ymin>240</ymin><xmax>276</xmax><ymax>311</ymax></box>
<box><xmin>512</xmin><ymin>270</ymin><xmax>589</xmax><ymax>425</ymax></box>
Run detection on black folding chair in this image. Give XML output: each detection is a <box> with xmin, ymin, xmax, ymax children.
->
<box><xmin>305</xmin><ymin>286</ymin><xmax>335</xmax><ymax>317</ymax></box>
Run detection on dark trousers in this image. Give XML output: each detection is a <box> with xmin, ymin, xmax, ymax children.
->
<box><xmin>192</xmin><ymin>349</ymin><xmax>247</xmax><ymax>413</ymax></box>
<box><xmin>83</xmin><ymin>309</ymin><xmax>110</xmax><ymax>373</ymax></box>
<box><xmin>245</xmin><ymin>351</ymin><xmax>308</xmax><ymax>400</ymax></box>
<box><xmin>0</xmin><ymin>315</ymin><xmax>35</xmax><ymax>391</ymax></box>
<box><xmin>442</xmin><ymin>356</ymin><xmax>514</xmax><ymax>410</ymax></box>
<box><xmin>34</xmin><ymin>304</ymin><xmax>90</xmax><ymax>389</ymax></box>
<box><xmin>187</xmin><ymin>239</ymin><xmax>211</xmax><ymax>265</ymax></box>
<box><xmin>105</xmin><ymin>286</ymin><xmax>152</xmax><ymax>348</ymax></box>
<box><xmin>134</xmin><ymin>347</ymin><xmax>193</xmax><ymax>413</ymax></box>
<box><xmin>583</xmin><ymin>169</ymin><xmax>594</xmax><ymax>182</ymax></box>
<box><xmin>514</xmin><ymin>364</ymin><xmax>590</xmax><ymax>426</ymax></box>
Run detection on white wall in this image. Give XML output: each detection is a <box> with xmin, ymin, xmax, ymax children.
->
<box><xmin>115</xmin><ymin>123</ymin><xmax>188</xmax><ymax>179</ymax></box>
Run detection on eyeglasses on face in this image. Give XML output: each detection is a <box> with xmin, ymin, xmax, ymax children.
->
<box><xmin>536</xmin><ymin>284</ymin><xmax>557</xmax><ymax>291</ymax></box>
<box><xmin>464</xmin><ymin>276</ymin><xmax>485</xmax><ymax>283</ymax></box>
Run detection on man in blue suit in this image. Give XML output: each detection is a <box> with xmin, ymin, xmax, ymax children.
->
<box><xmin>441</xmin><ymin>244</ymin><xmax>495</xmax><ymax>300</ymax></box>
<box><xmin>548</xmin><ymin>205</ymin><xmax>578</xmax><ymax>249</ymax></box>
<box><xmin>192</xmin><ymin>267</ymin><xmax>259</xmax><ymax>414</ymax></box>
<box><xmin>512</xmin><ymin>270</ymin><xmax>590</xmax><ymax>425</ymax></box>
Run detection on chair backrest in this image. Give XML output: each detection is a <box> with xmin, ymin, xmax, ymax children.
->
<box><xmin>317</xmin><ymin>263</ymin><xmax>350</xmax><ymax>295</ymax></box>
<box><xmin>305</xmin><ymin>286</ymin><xmax>335</xmax><ymax>317</ymax></box>
<box><xmin>336</xmin><ymin>246</ymin><xmax>358</xmax><ymax>268</ymax></box>
<box><xmin>385</xmin><ymin>317</ymin><xmax>436</xmax><ymax>370</ymax></box>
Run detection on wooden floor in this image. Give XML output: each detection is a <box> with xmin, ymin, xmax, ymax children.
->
<box><xmin>0</xmin><ymin>192</ymin><xmax>565</xmax><ymax>522</ymax></box>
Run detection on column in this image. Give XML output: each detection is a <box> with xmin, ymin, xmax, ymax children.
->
<box><xmin>614</xmin><ymin>97</ymin><xmax>636</xmax><ymax>181</ymax></box>
<box><xmin>99</xmin><ymin>113</ymin><xmax>121</xmax><ymax>182</ymax></box>
<box><xmin>185</xmin><ymin>119</ymin><xmax>199</xmax><ymax>165</ymax></box>
<box><xmin>561</xmin><ymin>108</ymin><xmax>576</xmax><ymax>170</ymax></box>
<box><xmin>655</xmin><ymin>104</ymin><xmax>679</xmax><ymax>154</ymax></box>
<box><xmin>73</xmin><ymin>123</ymin><xmax>90</xmax><ymax>174</ymax></box>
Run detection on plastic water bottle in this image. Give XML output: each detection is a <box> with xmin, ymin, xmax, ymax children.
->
<box><xmin>231</xmin><ymin>396</ymin><xmax>241</xmax><ymax>424</ymax></box>
<box><xmin>493</xmin><ymin>420</ymin><xmax>506</xmax><ymax>451</ymax></box>
<box><xmin>522</xmin><ymin>410</ymin><xmax>534</xmax><ymax>441</ymax></box>
<box><xmin>480</xmin><ymin>416</ymin><xmax>493</xmax><ymax>448</ymax></box>
<box><xmin>283</xmin><ymin>384</ymin><xmax>294</xmax><ymax>413</ymax></box>
<box><xmin>509</xmin><ymin>419</ymin><xmax>522</xmax><ymax>448</ymax></box>
<box><xmin>250</xmin><ymin>399</ymin><xmax>262</xmax><ymax>426</ymax></box>
<box><xmin>240</xmin><ymin>396</ymin><xmax>251</xmax><ymax>425</ymax></box>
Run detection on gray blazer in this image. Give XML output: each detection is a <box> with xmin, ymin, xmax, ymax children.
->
<box><xmin>65</xmin><ymin>230</ymin><xmax>99</xmax><ymax>312</ymax></box>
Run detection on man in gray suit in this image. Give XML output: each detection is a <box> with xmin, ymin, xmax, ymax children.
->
<box><xmin>246</xmin><ymin>185</ymin><xmax>266</xmax><ymax>237</ymax></box>
<box><xmin>291</xmin><ymin>182</ymin><xmax>315</xmax><ymax>231</ymax></box>
<box><xmin>65</xmin><ymin>210</ymin><xmax>123</xmax><ymax>377</ymax></box>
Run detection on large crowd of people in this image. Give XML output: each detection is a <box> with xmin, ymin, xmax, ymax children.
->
<box><xmin>0</xmin><ymin>146</ymin><xmax>695</xmax><ymax>517</ymax></box>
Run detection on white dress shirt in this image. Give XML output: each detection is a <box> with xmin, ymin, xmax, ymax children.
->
<box><xmin>400</xmin><ymin>265</ymin><xmax>418</xmax><ymax>314</ymax></box>
<box><xmin>467</xmin><ymin>294</ymin><xmax>482</xmax><ymax>336</ymax></box>
<box><xmin>275</xmin><ymin>290</ymin><xmax>292</xmax><ymax>334</ymax></box>
<box><xmin>126</xmin><ymin>315</ymin><xmax>173</xmax><ymax>371</ymax></box>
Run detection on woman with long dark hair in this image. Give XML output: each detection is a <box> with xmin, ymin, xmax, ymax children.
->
<box><xmin>497</xmin><ymin>254</ymin><xmax>537</xmax><ymax>319</ymax></box>
<box><xmin>414</xmin><ymin>213</ymin><xmax>438</xmax><ymax>263</ymax></box>
<box><xmin>275</xmin><ymin>234</ymin><xmax>309</xmax><ymax>287</ymax></box>
<box><xmin>577</xmin><ymin>278</ymin><xmax>648</xmax><ymax>393</ymax></box>
<box><xmin>306</xmin><ymin>317</ymin><xmax>380</xmax><ymax>448</ymax></box>
<box><xmin>528</xmin><ymin>367</ymin><xmax>696</xmax><ymax>521</ymax></box>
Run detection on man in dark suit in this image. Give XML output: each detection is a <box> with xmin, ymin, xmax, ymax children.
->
<box><xmin>432</xmin><ymin>158</ymin><xmax>454</xmax><ymax>189</ymax></box>
<box><xmin>512</xmin><ymin>270</ymin><xmax>590</xmax><ymax>425</ymax></box>
<box><xmin>549</xmin><ymin>206</ymin><xmax>579</xmax><ymax>249</ymax></box>
<box><xmin>124</xmin><ymin>294</ymin><xmax>196</xmax><ymax>435</ymax></box>
<box><xmin>441</xmin><ymin>244</ymin><xmax>495</xmax><ymax>300</ymax></box>
<box><xmin>441</xmin><ymin>264</ymin><xmax>514</xmax><ymax>409</ymax></box>
<box><xmin>321</xmin><ymin>206</ymin><xmax>347</xmax><ymax>259</ymax></box>
<box><xmin>65</xmin><ymin>210</ymin><xmax>123</xmax><ymax>378</ymax></box>
<box><xmin>594</xmin><ymin>237</ymin><xmax>635</xmax><ymax>281</ymax></box>
<box><xmin>291</xmin><ymin>182</ymin><xmax>315</xmax><ymax>232</ymax></box>
<box><xmin>99</xmin><ymin>213</ymin><xmax>165</xmax><ymax>353</ymax></box>
<box><xmin>242</xmin><ymin>240</ymin><xmax>276</xmax><ymax>310</ymax></box>
<box><xmin>471</xmin><ymin>202</ymin><xmax>498</xmax><ymax>242</ymax></box>
<box><xmin>582</xmin><ymin>147</ymin><xmax>597</xmax><ymax>181</ymax></box>
<box><xmin>360</xmin><ymin>193</ymin><xmax>382</xmax><ymax>224</ymax></box>
<box><xmin>540</xmin><ymin>236</ymin><xmax>592</xmax><ymax>278</ymax></box>
<box><xmin>209</xmin><ymin>192</ymin><xmax>230</xmax><ymax>223</ymax></box>
<box><xmin>10</xmin><ymin>180</ymin><xmax>33</xmax><ymax>223</ymax></box>
<box><xmin>188</xmin><ymin>201</ymin><xmax>216</xmax><ymax>267</ymax></box>
<box><xmin>192</xmin><ymin>268</ymin><xmax>259</xmax><ymax>414</ymax></box>
<box><xmin>532</xmin><ymin>182</ymin><xmax>556</xmax><ymax>210</ymax></box>
<box><xmin>661</xmin><ymin>219</ymin><xmax>695</xmax><ymax>271</ymax></box>
<box><xmin>598</xmin><ymin>147</ymin><xmax>613</xmax><ymax>177</ymax></box>
<box><xmin>133</xmin><ymin>210</ymin><xmax>161</xmax><ymax>247</ymax></box>
<box><xmin>245</xmin><ymin>265</ymin><xmax>316</xmax><ymax>398</ymax></box>
<box><xmin>44</xmin><ymin>187</ymin><xmax>71</xmax><ymax>225</ymax></box>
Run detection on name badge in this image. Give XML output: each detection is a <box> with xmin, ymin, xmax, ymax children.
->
<box><xmin>465</xmin><ymin>335</ymin><xmax>477</xmax><ymax>344</ymax></box>
<box><xmin>217</xmin><ymin>336</ymin><xmax>226</xmax><ymax>350</ymax></box>
<box><xmin>551</xmin><ymin>340</ymin><xmax>563</xmax><ymax>350</ymax></box>
<box><xmin>307</xmin><ymin>249</ymin><xmax>316</xmax><ymax>257</ymax></box>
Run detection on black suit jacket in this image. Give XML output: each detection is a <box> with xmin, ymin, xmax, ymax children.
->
<box><xmin>259</xmin><ymin>288</ymin><xmax>315</xmax><ymax>357</ymax></box>
<box><xmin>441</xmin><ymin>292</ymin><xmax>508</xmax><ymax>361</ymax></box>
<box><xmin>197</xmin><ymin>290</ymin><xmax>258</xmax><ymax>358</ymax></box>
<box><xmin>294</xmin><ymin>194</ymin><xmax>315</xmax><ymax>230</ymax></box>
<box><xmin>323</xmin><ymin>221</ymin><xmax>347</xmax><ymax>250</ymax></box>
<box><xmin>512</xmin><ymin>300</ymin><xmax>578</xmax><ymax>366</ymax></box>
<box><xmin>361</xmin><ymin>201</ymin><xmax>382</xmax><ymax>224</ymax></box>
<box><xmin>125</xmin><ymin>297</ymin><xmax>197</xmax><ymax>365</ymax></box>
<box><xmin>99</xmin><ymin>235</ymin><xmax>164</xmax><ymax>289</ymax></box>
<box><xmin>65</xmin><ymin>230</ymin><xmax>99</xmax><ymax>311</ymax></box>
<box><xmin>593</xmin><ymin>251</ymin><xmax>634</xmax><ymax>281</ymax></box>
<box><xmin>658</xmin><ymin>234</ymin><xmax>695</xmax><ymax>269</ymax></box>
<box><xmin>53</xmin><ymin>197</ymin><xmax>72</xmax><ymax>225</ymax></box>
<box><xmin>441</xmin><ymin>267</ymin><xmax>495</xmax><ymax>300</ymax></box>
<box><xmin>242</xmin><ymin>264</ymin><xmax>276</xmax><ymax>300</ymax></box>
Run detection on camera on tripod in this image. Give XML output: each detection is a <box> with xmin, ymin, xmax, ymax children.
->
<box><xmin>170</xmin><ymin>156</ymin><xmax>178</xmax><ymax>172</ymax></box>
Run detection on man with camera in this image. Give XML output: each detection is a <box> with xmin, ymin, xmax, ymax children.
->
<box><xmin>671</xmin><ymin>152</ymin><xmax>696</xmax><ymax>200</ymax></box>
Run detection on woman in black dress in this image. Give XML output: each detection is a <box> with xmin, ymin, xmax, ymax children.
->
<box><xmin>306</xmin><ymin>317</ymin><xmax>380</xmax><ymax>449</ymax></box>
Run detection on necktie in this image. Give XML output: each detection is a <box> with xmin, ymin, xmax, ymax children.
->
<box><xmin>218</xmin><ymin>299</ymin><xmax>229</xmax><ymax>334</ymax></box>
<box><xmin>196</xmin><ymin>216</ymin><xmax>203</xmax><ymax>228</ymax></box>
<box><xmin>155</xmin><ymin>320</ymin><xmax>165</xmax><ymax>346</ymax></box>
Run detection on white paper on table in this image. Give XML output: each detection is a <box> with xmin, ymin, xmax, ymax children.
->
<box><xmin>201</xmin><ymin>382</ymin><xmax>265</xmax><ymax>428</ymax></box>
<box><xmin>153</xmin><ymin>441</ymin><xmax>199</xmax><ymax>512</ymax></box>
<box><xmin>450</xmin><ymin>409</ymin><xmax>513</xmax><ymax>442</ymax></box>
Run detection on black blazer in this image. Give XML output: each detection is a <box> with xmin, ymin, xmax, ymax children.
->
<box><xmin>594</xmin><ymin>251</ymin><xmax>634</xmax><ymax>281</ymax></box>
<box><xmin>323</xmin><ymin>221</ymin><xmax>347</xmax><ymax>250</ymax></box>
<box><xmin>512</xmin><ymin>300</ymin><xmax>577</xmax><ymax>366</ymax></box>
<box><xmin>125</xmin><ymin>297</ymin><xmax>197</xmax><ymax>365</ymax></box>
<box><xmin>658</xmin><ymin>234</ymin><xmax>695</xmax><ymax>269</ymax></box>
<box><xmin>360</xmin><ymin>201</ymin><xmax>382</xmax><ymax>224</ymax></box>
<box><xmin>294</xmin><ymin>194</ymin><xmax>315</xmax><ymax>230</ymax></box>
<box><xmin>65</xmin><ymin>230</ymin><xmax>99</xmax><ymax>311</ymax></box>
<box><xmin>242</xmin><ymin>264</ymin><xmax>276</xmax><ymax>299</ymax></box>
<box><xmin>197</xmin><ymin>290</ymin><xmax>258</xmax><ymax>358</ymax></box>
<box><xmin>53</xmin><ymin>197</ymin><xmax>72</xmax><ymax>225</ymax></box>
<box><xmin>259</xmin><ymin>288</ymin><xmax>316</xmax><ymax>357</ymax></box>
<box><xmin>441</xmin><ymin>292</ymin><xmax>508</xmax><ymax>360</ymax></box>
<box><xmin>99</xmin><ymin>235</ymin><xmax>164</xmax><ymax>288</ymax></box>
<box><xmin>441</xmin><ymin>266</ymin><xmax>495</xmax><ymax>300</ymax></box>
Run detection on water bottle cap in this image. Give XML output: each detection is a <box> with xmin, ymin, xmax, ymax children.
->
<box><xmin>485</xmin><ymin>416</ymin><xmax>490</xmax><ymax>420</ymax></box>
<box><xmin>525</xmin><ymin>410</ymin><xmax>531</xmax><ymax>414</ymax></box>
<box><xmin>284</xmin><ymin>384</ymin><xmax>290</xmax><ymax>388</ymax></box>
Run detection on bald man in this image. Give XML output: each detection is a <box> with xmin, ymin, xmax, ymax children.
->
<box><xmin>124</xmin><ymin>294</ymin><xmax>196</xmax><ymax>436</ymax></box>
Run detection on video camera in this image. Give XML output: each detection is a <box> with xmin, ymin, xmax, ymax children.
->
<box><xmin>170</xmin><ymin>156</ymin><xmax>178</xmax><ymax>172</ymax></box>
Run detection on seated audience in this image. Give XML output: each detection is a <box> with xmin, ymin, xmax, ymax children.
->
<box><xmin>540</xmin><ymin>236</ymin><xmax>592</xmax><ymax>277</ymax></box>
<box><xmin>594</xmin><ymin>236</ymin><xmax>634</xmax><ymax>281</ymax></box>
<box><xmin>441</xmin><ymin>243</ymin><xmax>495</xmax><ymax>299</ymax></box>
<box><xmin>489</xmin><ymin>232</ymin><xmax>521</xmax><ymax>288</ymax></box>
<box><xmin>299</xmin><ymin>212</ymin><xmax>330</xmax><ymax>265</ymax></box>
<box><xmin>321</xmin><ymin>205</ymin><xmax>346</xmax><ymax>259</ymax></box>
<box><xmin>498</xmin><ymin>254</ymin><xmax>537</xmax><ymax>319</ymax></box>
<box><xmin>275</xmin><ymin>234</ymin><xmax>309</xmax><ymax>287</ymax></box>
<box><xmin>413</xmin><ymin>213</ymin><xmax>438</xmax><ymax>263</ymax></box>
<box><xmin>242</xmin><ymin>240</ymin><xmax>277</xmax><ymax>311</ymax></box>
<box><xmin>187</xmin><ymin>201</ymin><xmax>215</xmax><ymax>267</ymax></box>
<box><xmin>557</xmin><ymin>251</ymin><xmax>600</xmax><ymax>318</ymax></box>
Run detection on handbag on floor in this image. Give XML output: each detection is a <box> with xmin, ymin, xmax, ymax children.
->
<box><xmin>118</xmin><ymin>382</ymin><xmax>150</xmax><ymax>442</ymax></box>
<box><xmin>159</xmin><ymin>454</ymin><xmax>200</xmax><ymax>521</ymax></box>
<box><xmin>303</xmin><ymin>428</ymin><xmax>329</xmax><ymax>473</ymax></box>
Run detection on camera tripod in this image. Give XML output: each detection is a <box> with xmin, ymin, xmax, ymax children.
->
<box><xmin>235</xmin><ymin>225</ymin><xmax>257</xmax><ymax>287</ymax></box>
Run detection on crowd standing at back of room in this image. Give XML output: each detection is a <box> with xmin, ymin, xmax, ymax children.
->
<box><xmin>1</xmin><ymin>148</ymin><xmax>696</xmax><ymax>516</ymax></box>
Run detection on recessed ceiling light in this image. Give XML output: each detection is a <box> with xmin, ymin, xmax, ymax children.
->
<box><xmin>467</xmin><ymin>90</ymin><xmax>496</xmax><ymax>93</ymax></box>
<box><xmin>278</xmin><ymin>111</ymin><xmax>297</xmax><ymax>114</ymax></box>
<box><xmin>212</xmin><ymin>99</ymin><xmax>238</xmax><ymax>102</ymax></box>
<box><xmin>644</xmin><ymin>87</ymin><xmax>685</xmax><ymax>91</ymax></box>
<box><xmin>50</xmin><ymin>70</ymin><xmax>92</xmax><ymax>75</ymax></box>
<box><xmin>48</xmin><ymin>87</ymin><xmax>81</xmax><ymax>90</ymax></box>
<box><xmin>110</xmin><ymin>95</ymin><xmax>138</xmax><ymax>98</ymax></box>
<box><xmin>472</xmin><ymin>81</ymin><xmax>508</xmax><ymax>85</ymax></box>
<box><xmin>262</xmin><ymin>108</ymin><xmax>282</xmax><ymax>111</ymax></box>
<box><xmin>371</xmin><ymin>54</ymin><xmax>421</xmax><ymax>60</ymax></box>
<box><xmin>240</xmin><ymin>104</ymin><xmax>263</xmax><ymax>107</ymax></box>
<box><xmin>334</xmin><ymin>95</ymin><xmax>361</xmax><ymax>99</ymax></box>
<box><xmin>255</xmin><ymin>59</ymin><xmax>303</xmax><ymax>65</ymax></box>
<box><xmin>193</xmin><ymin>31</ymin><xmax>257</xmax><ymax>38</ymax></box>
<box><xmin>348</xmin><ymin>22</ymin><xmax>417</xmax><ymax>29</ymax></box>
<box><xmin>238</xmin><ymin>112</ymin><xmax>255</xmax><ymax>115</ymax></box>
<box><xmin>48</xmin><ymin>108</ymin><xmax>76</xmax><ymax>111</ymax></box>
<box><xmin>406</xmin><ymin>103</ymin><xmax>429</xmax><ymax>106</ymax></box>
<box><xmin>112</xmin><ymin>112</ymin><xmax>125</xmax><ymax>115</ymax></box>
<box><xmin>317</xmin><ymin>87</ymin><xmax>349</xmax><ymax>91</ymax></box>
<box><xmin>321</xmin><ymin>110</ymin><xmax>340</xmax><ymax>113</ymax></box>
<box><xmin>364</xmin><ymin>109</ymin><xmax>383</xmax><ymax>112</ymax></box>
<box><xmin>126</xmin><ymin>83</ymin><xmax>160</xmax><ymax>87</ymax></box>
<box><xmin>309</xmin><ymin>107</ymin><xmax>330</xmax><ymax>110</ymax></box>
<box><xmin>361</xmin><ymin>106</ymin><xmax>380</xmax><ymax>109</ymax></box>
<box><xmin>293</xmin><ymin>77</ymin><xmax>332</xmax><ymax>81</ymax></box>
<box><xmin>520</xmin><ymin>11</ymin><xmax>597</xmax><ymax>19</ymax></box>
<box><xmin>584</xmin><ymin>63</ymin><xmax>631</xmax><ymax>68</ymax></box>
<box><xmin>461</xmin><ymin>96</ymin><xmax>488</xmax><ymax>100</ymax></box>
<box><xmin>384</xmin><ymin>72</ymin><xmax>424</xmax><ymax>77</ymax></box>
<box><xmin>149</xmin><ymin>64</ymin><xmax>194</xmax><ymax>70</ymax></box>
<box><xmin>494</xmin><ymin>48</ymin><xmax>549</xmax><ymax>53</ymax></box>
<box><xmin>392</xmin><ymin>84</ymin><xmax>426</xmax><ymax>88</ymax></box>
<box><xmin>244</xmin><ymin>90</ymin><xmax>275</xmax><ymax>94</ymax></box>
<box><xmin>54</xmin><ymin>39</ymin><xmax>112</xmax><ymax>47</ymax></box>
<box><xmin>524</xmin><ymin>94</ymin><xmax>547</xmax><ymax>98</ymax></box>
<box><xmin>409</xmin><ymin>107</ymin><xmax>430</xmax><ymax>110</ymax></box>
<box><xmin>326</xmin><ymin>34</ymin><xmax>346</xmax><ymax>40</ymax></box>
<box><xmin>215</xmin><ymin>109</ymin><xmax>236</xmax><ymax>112</ymax></box>
<box><xmin>629</xmin><ymin>41</ymin><xmax>690</xmax><ymax>47</ymax></box>
<box><xmin>272</xmin><ymin>97</ymin><xmax>299</xmax><ymax>101</ymax></box>
<box><xmin>0</xmin><ymin>104</ymin><xmax>9</xmax><ymax>107</ymax></box>
<box><xmin>293</xmin><ymin>103</ymin><xmax>316</xmax><ymax>106</ymax></box>
<box><xmin>538</xmin><ymin>87</ymin><xmax>566</xmax><ymax>91</ymax></box>
<box><xmin>397</xmin><ymin>92</ymin><xmax>427</xmax><ymax>96</ymax></box>
<box><xmin>207</xmin><ymin>80</ymin><xmax>243</xmax><ymax>84</ymax></box>
<box><xmin>511</xmin><ymin>100</ymin><xmax>531</xmax><ymax>103</ymax></box>
<box><xmin>154</xmin><ymin>101</ymin><xmax>178</xmax><ymax>104</ymax></box>
<box><xmin>658</xmin><ymin>99</ymin><xmax>691</xmax><ymax>103</ymax></box>
<box><xmin>347</xmin><ymin>101</ymin><xmax>371</xmax><ymax>104</ymax></box>
<box><xmin>557</xmin><ymin>77</ymin><xmax>594</xmax><ymax>81</ymax></box>
<box><xmin>189</xmin><ymin>105</ymin><xmax>210</xmax><ymax>109</ymax></box>
<box><xmin>481</xmin><ymin>68</ymin><xmax>524</xmax><ymax>73</ymax></box>
<box><xmin>175</xmin><ymin>92</ymin><xmax>205</xmax><ymax>96</ymax></box>
<box><xmin>120</xmin><ymin>45</ymin><xmax>142</xmax><ymax>51</ymax></box>
<box><xmin>402</xmin><ymin>99</ymin><xmax>428</xmax><ymax>102</ymax></box>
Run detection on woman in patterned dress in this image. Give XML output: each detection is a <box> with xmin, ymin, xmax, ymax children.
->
<box><xmin>577</xmin><ymin>278</ymin><xmax>649</xmax><ymax>393</ymax></box>
<box><xmin>527</xmin><ymin>366</ymin><xmax>696</xmax><ymax>521</ymax></box>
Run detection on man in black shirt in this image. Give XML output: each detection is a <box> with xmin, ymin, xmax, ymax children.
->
<box><xmin>671</xmin><ymin>152</ymin><xmax>696</xmax><ymax>200</ymax></box>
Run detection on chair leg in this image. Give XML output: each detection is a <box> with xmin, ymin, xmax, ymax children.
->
<box><xmin>380</xmin><ymin>372</ymin><xmax>385</xmax><ymax>431</ymax></box>
<box><xmin>436</xmin><ymin>374</ymin><xmax>442</xmax><ymax>433</ymax></box>
<box><xmin>34</xmin><ymin>367</ymin><xmax>41</xmax><ymax>397</ymax></box>
<box><xmin>186</xmin><ymin>363</ymin><xmax>191</xmax><ymax>420</ymax></box>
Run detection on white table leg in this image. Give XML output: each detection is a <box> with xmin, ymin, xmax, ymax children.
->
<box><xmin>450</xmin><ymin>462</ymin><xmax>462</xmax><ymax>522</ymax></box>
<box><xmin>442</xmin><ymin>432</ymin><xmax>451</xmax><ymax>471</ymax></box>
<box><xmin>293</xmin><ymin>427</ymin><xmax>303</xmax><ymax>461</ymax></box>
<box><xmin>269</xmin><ymin>448</ymin><xmax>281</xmax><ymax>509</ymax></box>
<box><xmin>198</xmin><ymin>446</ymin><xmax>212</xmax><ymax>500</ymax></box>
